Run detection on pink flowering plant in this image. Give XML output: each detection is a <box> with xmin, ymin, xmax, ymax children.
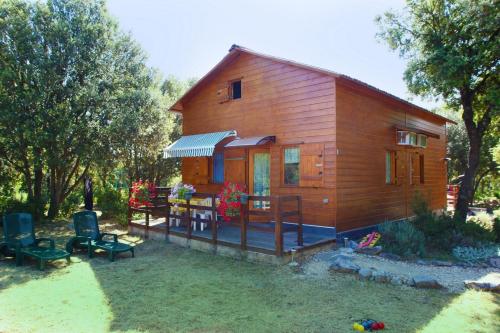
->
<box><xmin>129</xmin><ymin>180</ymin><xmax>158</xmax><ymax>208</ymax></box>
<box><xmin>168</xmin><ymin>183</ymin><xmax>196</xmax><ymax>200</ymax></box>
<box><xmin>217</xmin><ymin>182</ymin><xmax>247</xmax><ymax>222</ymax></box>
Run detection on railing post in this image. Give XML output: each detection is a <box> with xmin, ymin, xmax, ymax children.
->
<box><xmin>186</xmin><ymin>199</ymin><xmax>192</xmax><ymax>239</ymax></box>
<box><xmin>165</xmin><ymin>195</ymin><xmax>170</xmax><ymax>238</ymax></box>
<box><xmin>145</xmin><ymin>209</ymin><xmax>150</xmax><ymax>239</ymax></box>
<box><xmin>211</xmin><ymin>194</ymin><xmax>217</xmax><ymax>245</ymax></box>
<box><xmin>240</xmin><ymin>201</ymin><xmax>247</xmax><ymax>251</ymax></box>
<box><xmin>297</xmin><ymin>196</ymin><xmax>303</xmax><ymax>246</ymax></box>
<box><xmin>274</xmin><ymin>196</ymin><xmax>283</xmax><ymax>256</ymax></box>
<box><xmin>127</xmin><ymin>187</ymin><xmax>132</xmax><ymax>225</ymax></box>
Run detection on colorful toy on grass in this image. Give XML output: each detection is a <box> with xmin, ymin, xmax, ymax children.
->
<box><xmin>357</xmin><ymin>232</ymin><xmax>381</xmax><ymax>248</ymax></box>
<box><xmin>353</xmin><ymin>319</ymin><xmax>385</xmax><ymax>331</ymax></box>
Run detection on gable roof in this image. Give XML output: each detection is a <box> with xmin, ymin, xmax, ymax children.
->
<box><xmin>170</xmin><ymin>44</ymin><xmax>456</xmax><ymax>124</ymax></box>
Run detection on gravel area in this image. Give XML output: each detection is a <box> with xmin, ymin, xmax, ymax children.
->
<box><xmin>303</xmin><ymin>249</ymin><xmax>500</xmax><ymax>293</ymax></box>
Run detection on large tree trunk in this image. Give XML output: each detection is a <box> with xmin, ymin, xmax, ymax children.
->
<box><xmin>454</xmin><ymin>91</ymin><xmax>490</xmax><ymax>221</ymax></box>
<box><xmin>455</xmin><ymin>133</ymin><xmax>481</xmax><ymax>220</ymax></box>
<box><xmin>47</xmin><ymin>167</ymin><xmax>60</xmax><ymax>219</ymax></box>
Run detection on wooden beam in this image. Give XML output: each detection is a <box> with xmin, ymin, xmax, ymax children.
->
<box><xmin>240</xmin><ymin>202</ymin><xmax>247</xmax><ymax>251</ymax></box>
<box><xmin>274</xmin><ymin>196</ymin><xmax>283</xmax><ymax>256</ymax></box>
<box><xmin>211</xmin><ymin>194</ymin><xmax>217</xmax><ymax>245</ymax></box>
<box><xmin>186</xmin><ymin>199</ymin><xmax>192</xmax><ymax>239</ymax></box>
<box><xmin>297</xmin><ymin>196</ymin><xmax>303</xmax><ymax>246</ymax></box>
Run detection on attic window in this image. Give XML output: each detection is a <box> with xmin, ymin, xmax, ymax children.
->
<box><xmin>230</xmin><ymin>80</ymin><xmax>241</xmax><ymax>99</ymax></box>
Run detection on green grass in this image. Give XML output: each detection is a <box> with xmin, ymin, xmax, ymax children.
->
<box><xmin>1</xmin><ymin>221</ymin><xmax>499</xmax><ymax>333</ymax></box>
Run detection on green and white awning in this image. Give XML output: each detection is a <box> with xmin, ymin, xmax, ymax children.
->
<box><xmin>163</xmin><ymin>130</ymin><xmax>237</xmax><ymax>158</ymax></box>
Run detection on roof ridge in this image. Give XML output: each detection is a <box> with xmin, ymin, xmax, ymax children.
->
<box><xmin>169</xmin><ymin>45</ymin><xmax>456</xmax><ymax>124</ymax></box>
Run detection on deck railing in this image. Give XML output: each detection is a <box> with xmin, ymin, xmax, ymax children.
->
<box><xmin>128</xmin><ymin>189</ymin><xmax>303</xmax><ymax>256</ymax></box>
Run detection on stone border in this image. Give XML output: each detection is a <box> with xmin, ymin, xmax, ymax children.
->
<box><xmin>328</xmin><ymin>254</ymin><xmax>445</xmax><ymax>289</ymax></box>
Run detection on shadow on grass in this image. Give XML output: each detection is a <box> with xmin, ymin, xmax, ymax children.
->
<box><xmin>87</xmin><ymin>238</ymin><xmax>493</xmax><ymax>333</ymax></box>
<box><xmin>1</xmin><ymin>221</ymin><xmax>498</xmax><ymax>332</ymax></box>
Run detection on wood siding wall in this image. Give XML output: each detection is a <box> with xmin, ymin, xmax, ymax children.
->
<box><xmin>335</xmin><ymin>81</ymin><xmax>447</xmax><ymax>231</ymax></box>
<box><xmin>180</xmin><ymin>53</ymin><xmax>337</xmax><ymax>227</ymax></box>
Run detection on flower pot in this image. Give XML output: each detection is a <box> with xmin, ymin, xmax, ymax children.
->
<box><xmin>240</xmin><ymin>194</ymin><xmax>249</xmax><ymax>204</ymax></box>
<box><xmin>184</xmin><ymin>192</ymin><xmax>193</xmax><ymax>201</ymax></box>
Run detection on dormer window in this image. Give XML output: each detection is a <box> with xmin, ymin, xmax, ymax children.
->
<box><xmin>230</xmin><ymin>80</ymin><xmax>241</xmax><ymax>99</ymax></box>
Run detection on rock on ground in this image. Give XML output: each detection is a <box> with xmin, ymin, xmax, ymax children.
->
<box><xmin>412</xmin><ymin>275</ymin><xmax>444</xmax><ymax>289</ymax></box>
<box><xmin>329</xmin><ymin>257</ymin><xmax>360</xmax><ymax>274</ymax></box>
<box><xmin>464</xmin><ymin>272</ymin><xmax>500</xmax><ymax>293</ymax></box>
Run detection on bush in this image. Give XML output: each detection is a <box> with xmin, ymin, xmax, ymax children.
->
<box><xmin>452</xmin><ymin>245</ymin><xmax>499</xmax><ymax>263</ymax></box>
<box><xmin>468</xmin><ymin>211</ymin><xmax>494</xmax><ymax>231</ymax></box>
<box><xmin>494</xmin><ymin>210</ymin><xmax>500</xmax><ymax>242</ymax></box>
<box><xmin>95</xmin><ymin>185</ymin><xmax>127</xmax><ymax>224</ymax></box>
<box><xmin>59</xmin><ymin>190</ymin><xmax>83</xmax><ymax>218</ymax></box>
<box><xmin>379</xmin><ymin>221</ymin><xmax>426</xmax><ymax>258</ymax></box>
<box><xmin>0</xmin><ymin>197</ymin><xmax>37</xmax><ymax>217</ymax></box>
<box><xmin>411</xmin><ymin>195</ymin><xmax>496</xmax><ymax>250</ymax></box>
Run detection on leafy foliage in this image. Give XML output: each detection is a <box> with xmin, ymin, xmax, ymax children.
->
<box><xmin>411</xmin><ymin>194</ymin><xmax>495</xmax><ymax>251</ymax></box>
<box><xmin>379</xmin><ymin>220</ymin><xmax>426</xmax><ymax>258</ymax></box>
<box><xmin>0</xmin><ymin>0</ymin><xmax>190</xmax><ymax>219</ymax></box>
<box><xmin>452</xmin><ymin>245</ymin><xmax>499</xmax><ymax>263</ymax></box>
<box><xmin>376</xmin><ymin>0</ymin><xmax>500</xmax><ymax>221</ymax></box>
<box><xmin>95</xmin><ymin>185</ymin><xmax>127</xmax><ymax>223</ymax></box>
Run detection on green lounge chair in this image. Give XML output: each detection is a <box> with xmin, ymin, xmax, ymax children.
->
<box><xmin>1</xmin><ymin>213</ymin><xmax>70</xmax><ymax>270</ymax></box>
<box><xmin>66</xmin><ymin>211</ymin><xmax>134</xmax><ymax>261</ymax></box>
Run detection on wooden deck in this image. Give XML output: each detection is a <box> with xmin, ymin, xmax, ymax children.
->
<box><xmin>128</xmin><ymin>189</ymin><xmax>336</xmax><ymax>257</ymax></box>
<box><xmin>130</xmin><ymin>218</ymin><xmax>334</xmax><ymax>254</ymax></box>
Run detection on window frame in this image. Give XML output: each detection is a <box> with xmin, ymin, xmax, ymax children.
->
<box><xmin>229</xmin><ymin>79</ymin><xmax>242</xmax><ymax>100</ymax></box>
<box><xmin>281</xmin><ymin>145</ymin><xmax>300</xmax><ymax>187</ymax></box>
<box><xmin>385</xmin><ymin>151</ymin><xmax>396</xmax><ymax>185</ymax></box>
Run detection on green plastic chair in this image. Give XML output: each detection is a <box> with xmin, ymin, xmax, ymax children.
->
<box><xmin>66</xmin><ymin>211</ymin><xmax>134</xmax><ymax>261</ymax></box>
<box><xmin>1</xmin><ymin>213</ymin><xmax>70</xmax><ymax>270</ymax></box>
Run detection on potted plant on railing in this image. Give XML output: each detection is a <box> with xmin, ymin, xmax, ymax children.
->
<box><xmin>129</xmin><ymin>180</ymin><xmax>158</xmax><ymax>209</ymax></box>
<box><xmin>169</xmin><ymin>183</ymin><xmax>196</xmax><ymax>201</ymax></box>
<box><xmin>168</xmin><ymin>183</ymin><xmax>196</xmax><ymax>226</ymax></box>
<box><xmin>217</xmin><ymin>182</ymin><xmax>248</xmax><ymax>222</ymax></box>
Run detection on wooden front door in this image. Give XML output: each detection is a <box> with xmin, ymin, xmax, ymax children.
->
<box><xmin>249</xmin><ymin>148</ymin><xmax>271</xmax><ymax>208</ymax></box>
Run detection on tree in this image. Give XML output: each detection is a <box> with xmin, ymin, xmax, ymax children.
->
<box><xmin>437</xmin><ymin>108</ymin><xmax>499</xmax><ymax>203</ymax></box>
<box><xmin>0</xmin><ymin>0</ymin><xmax>167</xmax><ymax>218</ymax></box>
<box><xmin>376</xmin><ymin>0</ymin><xmax>499</xmax><ymax>220</ymax></box>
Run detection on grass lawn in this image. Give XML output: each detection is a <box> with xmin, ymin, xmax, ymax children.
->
<box><xmin>0</xmin><ymin>221</ymin><xmax>498</xmax><ymax>333</ymax></box>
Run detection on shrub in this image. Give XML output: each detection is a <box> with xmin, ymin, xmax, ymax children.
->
<box><xmin>468</xmin><ymin>211</ymin><xmax>494</xmax><ymax>231</ymax></box>
<box><xmin>494</xmin><ymin>210</ymin><xmax>500</xmax><ymax>242</ymax></box>
<box><xmin>379</xmin><ymin>221</ymin><xmax>426</xmax><ymax>258</ymax></box>
<box><xmin>452</xmin><ymin>245</ymin><xmax>499</xmax><ymax>263</ymax></box>
<box><xmin>59</xmin><ymin>190</ymin><xmax>83</xmax><ymax>218</ymax></box>
<box><xmin>0</xmin><ymin>197</ymin><xmax>37</xmax><ymax>217</ymax></box>
<box><xmin>95</xmin><ymin>185</ymin><xmax>127</xmax><ymax>224</ymax></box>
<box><xmin>411</xmin><ymin>195</ymin><xmax>496</xmax><ymax>250</ymax></box>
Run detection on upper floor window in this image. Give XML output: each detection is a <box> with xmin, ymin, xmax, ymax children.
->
<box><xmin>230</xmin><ymin>80</ymin><xmax>241</xmax><ymax>99</ymax></box>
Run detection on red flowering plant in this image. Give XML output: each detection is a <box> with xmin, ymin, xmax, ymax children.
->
<box><xmin>217</xmin><ymin>182</ymin><xmax>247</xmax><ymax>222</ymax></box>
<box><xmin>128</xmin><ymin>180</ymin><xmax>158</xmax><ymax>208</ymax></box>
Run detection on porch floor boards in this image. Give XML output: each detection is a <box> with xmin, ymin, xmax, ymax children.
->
<box><xmin>131</xmin><ymin>218</ymin><xmax>333</xmax><ymax>252</ymax></box>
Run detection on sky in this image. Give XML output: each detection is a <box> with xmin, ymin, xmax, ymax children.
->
<box><xmin>106</xmin><ymin>0</ymin><xmax>442</xmax><ymax>110</ymax></box>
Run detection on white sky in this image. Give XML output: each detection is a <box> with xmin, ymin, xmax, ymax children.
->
<box><xmin>107</xmin><ymin>0</ymin><xmax>443</xmax><ymax>110</ymax></box>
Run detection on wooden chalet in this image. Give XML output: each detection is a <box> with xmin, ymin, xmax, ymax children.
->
<box><xmin>128</xmin><ymin>45</ymin><xmax>455</xmax><ymax>259</ymax></box>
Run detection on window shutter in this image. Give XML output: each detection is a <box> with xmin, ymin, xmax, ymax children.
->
<box><xmin>299</xmin><ymin>143</ymin><xmax>324</xmax><ymax>187</ymax></box>
<box><xmin>395</xmin><ymin>151</ymin><xmax>405</xmax><ymax>186</ymax></box>
<box><xmin>182</xmin><ymin>157</ymin><xmax>209</xmax><ymax>185</ymax></box>
<box><xmin>216</xmin><ymin>82</ymin><xmax>229</xmax><ymax>103</ymax></box>
<box><xmin>412</xmin><ymin>152</ymin><xmax>420</xmax><ymax>185</ymax></box>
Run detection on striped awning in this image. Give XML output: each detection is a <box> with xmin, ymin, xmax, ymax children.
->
<box><xmin>163</xmin><ymin>130</ymin><xmax>237</xmax><ymax>158</ymax></box>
